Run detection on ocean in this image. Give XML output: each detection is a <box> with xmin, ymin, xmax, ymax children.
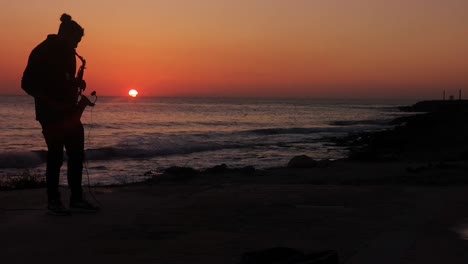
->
<box><xmin>0</xmin><ymin>95</ymin><xmax>414</xmax><ymax>185</ymax></box>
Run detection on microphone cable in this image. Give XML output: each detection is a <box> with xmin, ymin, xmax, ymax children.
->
<box><xmin>82</xmin><ymin>93</ymin><xmax>101</xmax><ymax>207</ymax></box>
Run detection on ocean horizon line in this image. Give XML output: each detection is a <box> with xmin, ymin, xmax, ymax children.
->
<box><xmin>0</xmin><ymin>93</ymin><xmax>422</xmax><ymax>102</ymax></box>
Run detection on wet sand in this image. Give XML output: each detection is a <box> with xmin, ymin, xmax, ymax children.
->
<box><xmin>2</xmin><ymin>160</ymin><xmax>468</xmax><ymax>263</ymax></box>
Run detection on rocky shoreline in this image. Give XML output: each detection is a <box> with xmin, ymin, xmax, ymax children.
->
<box><xmin>112</xmin><ymin>99</ymin><xmax>468</xmax><ymax>187</ymax></box>
<box><xmin>330</xmin><ymin>100</ymin><xmax>468</xmax><ymax>162</ymax></box>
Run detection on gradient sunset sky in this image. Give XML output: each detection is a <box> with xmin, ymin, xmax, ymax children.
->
<box><xmin>1</xmin><ymin>0</ymin><xmax>467</xmax><ymax>98</ymax></box>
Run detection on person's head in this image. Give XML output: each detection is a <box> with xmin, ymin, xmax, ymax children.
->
<box><xmin>57</xmin><ymin>13</ymin><xmax>84</xmax><ymax>48</ymax></box>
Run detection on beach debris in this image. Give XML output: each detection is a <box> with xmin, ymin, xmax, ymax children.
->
<box><xmin>0</xmin><ymin>170</ymin><xmax>46</xmax><ymax>190</ymax></box>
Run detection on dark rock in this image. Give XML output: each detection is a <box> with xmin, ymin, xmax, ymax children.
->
<box><xmin>339</xmin><ymin>102</ymin><xmax>468</xmax><ymax>162</ymax></box>
<box><xmin>204</xmin><ymin>164</ymin><xmax>228</xmax><ymax>174</ymax></box>
<box><xmin>316</xmin><ymin>159</ymin><xmax>332</xmax><ymax>168</ymax></box>
<box><xmin>399</xmin><ymin>100</ymin><xmax>468</xmax><ymax>112</ymax></box>
<box><xmin>288</xmin><ymin>155</ymin><xmax>318</xmax><ymax>168</ymax></box>
<box><xmin>162</xmin><ymin>166</ymin><xmax>199</xmax><ymax>181</ymax></box>
<box><xmin>239</xmin><ymin>165</ymin><xmax>256</xmax><ymax>174</ymax></box>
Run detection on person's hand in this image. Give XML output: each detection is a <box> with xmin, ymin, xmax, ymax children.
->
<box><xmin>79</xmin><ymin>95</ymin><xmax>95</xmax><ymax>107</ymax></box>
<box><xmin>75</xmin><ymin>79</ymin><xmax>86</xmax><ymax>91</ymax></box>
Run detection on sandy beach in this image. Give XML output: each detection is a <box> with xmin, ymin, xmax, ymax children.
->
<box><xmin>2</xmin><ymin>159</ymin><xmax>468</xmax><ymax>264</ymax></box>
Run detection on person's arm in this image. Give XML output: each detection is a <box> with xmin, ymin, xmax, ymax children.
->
<box><xmin>23</xmin><ymin>45</ymin><xmax>76</xmax><ymax>108</ymax></box>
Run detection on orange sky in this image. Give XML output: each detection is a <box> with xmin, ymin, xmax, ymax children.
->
<box><xmin>1</xmin><ymin>0</ymin><xmax>467</xmax><ymax>98</ymax></box>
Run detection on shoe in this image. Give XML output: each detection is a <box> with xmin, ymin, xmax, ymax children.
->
<box><xmin>69</xmin><ymin>198</ymin><xmax>100</xmax><ymax>213</ymax></box>
<box><xmin>47</xmin><ymin>200</ymin><xmax>71</xmax><ymax>216</ymax></box>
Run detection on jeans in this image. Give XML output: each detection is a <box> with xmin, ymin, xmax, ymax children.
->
<box><xmin>40</xmin><ymin>119</ymin><xmax>84</xmax><ymax>202</ymax></box>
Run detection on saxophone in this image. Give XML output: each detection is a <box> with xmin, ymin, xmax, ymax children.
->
<box><xmin>75</xmin><ymin>51</ymin><xmax>96</xmax><ymax>119</ymax></box>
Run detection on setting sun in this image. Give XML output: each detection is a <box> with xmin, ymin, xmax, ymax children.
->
<box><xmin>129</xmin><ymin>89</ymin><xmax>138</xmax><ymax>98</ymax></box>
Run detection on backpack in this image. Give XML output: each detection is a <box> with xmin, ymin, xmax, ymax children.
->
<box><xmin>21</xmin><ymin>65</ymin><xmax>35</xmax><ymax>96</ymax></box>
